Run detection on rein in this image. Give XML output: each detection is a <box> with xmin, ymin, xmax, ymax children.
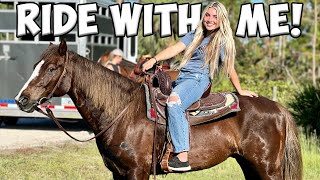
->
<box><xmin>35</xmin><ymin>104</ymin><xmax>131</xmax><ymax>142</ymax></box>
<box><xmin>34</xmin><ymin>51</ymin><xmax>131</xmax><ymax>142</ymax></box>
<box><xmin>37</xmin><ymin>52</ymin><xmax>69</xmax><ymax>104</ymax></box>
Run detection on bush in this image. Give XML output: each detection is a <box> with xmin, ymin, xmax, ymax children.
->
<box><xmin>289</xmin><ymin>84</ymin><xmax>320</xmax><ymax>137</ymax></box>
<box><xmin>211</xmin><ymin>72</ymin><xmax>294</xmax><ymax>105</ymax></box>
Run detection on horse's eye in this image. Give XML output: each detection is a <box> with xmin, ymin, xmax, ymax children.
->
<box><xmin>48</xmin><ymin>67</ymin><xmax>55</xmax><ymax>73</ymax></box>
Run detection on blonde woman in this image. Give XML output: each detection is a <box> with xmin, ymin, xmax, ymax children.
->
<box><xmin>105</xmin><ymin>49</ymin><xmax>124</xmax><ymax>73</ymax></box>
<box><xmin>143</xmin><ymin>1</ymin><xmax>258</xmax><ymax>171</ymax></box>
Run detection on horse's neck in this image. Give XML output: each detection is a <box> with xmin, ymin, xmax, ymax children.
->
<box><xmin>67</xmin><ymin>55</ymin><xmax>142</xmax><ymax>133</ymax></box>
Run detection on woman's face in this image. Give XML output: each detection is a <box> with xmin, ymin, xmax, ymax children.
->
<box><xmin>203</xmin><ymin>7</ymin><xmax>219</xmax><ymax>31</ymax></box>
<box><xmin>113</xmin><ymin>55</ymin><xmax>123</xmax><ymax>64</ymax></box>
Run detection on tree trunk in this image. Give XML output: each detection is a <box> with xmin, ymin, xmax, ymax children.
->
<box><xmin>278</xmin><ymin>36</ymin><xmax>282</xmax><ymax>64</ymax></box>
<box><xmin>312</xmin><ymin>0</ymin><xmax>318</xmax><ymax>86</ymax></box>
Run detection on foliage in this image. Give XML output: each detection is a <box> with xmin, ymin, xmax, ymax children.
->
<box><xmin>137</xmin><ymin>0</ymin><xmax>319</xmax><ymax>84</ymax></box>
<box><xmin>212</xmin><ymin>61</ymin><xmax>296</xmax><ymax>105</ymax></box>
<box><xmin>234</xmin><ymin>0</ymin><xmax>320</xmax><ymax>85</ymax></box>
<box><xmin>0</xmin><ymin>33</ymin><xmax>5</xmax><ymax>41</ymax></box>
<box><xmin>0</xmin><ymin>2</ymin><xmax>14</xmax><ymax>10</ymax></box>
<box><xmin>289</xmin><ymin>84</ymin><xmax>320</xmax><ymax>137</ymax></box>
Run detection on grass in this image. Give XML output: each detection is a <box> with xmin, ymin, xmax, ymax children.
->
<box><xmin>0</xmin><ymin>134</ymin><xmax>320</xmax><ymax>180</ymax></box>
<box><xmin>0</xmin><ymin>143</ymin><xmax>111</xmax><ymax>179</ymax></box>
<box><xmin>300</xmin><ymin>133</ymin><xmax>320</xmax><ymax>180</ymax></box>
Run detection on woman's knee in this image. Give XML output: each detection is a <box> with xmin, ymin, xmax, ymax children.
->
<box><xmin>167</xmin><ymin>92</ymin><xmax>181</xmax><ymax>107</ymax></box>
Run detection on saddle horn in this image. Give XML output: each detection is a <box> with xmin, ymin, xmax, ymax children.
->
<box><xmin>134</xmin><ymin>57</ymin><xmax>156</xmax><ymax>75</ymax></box>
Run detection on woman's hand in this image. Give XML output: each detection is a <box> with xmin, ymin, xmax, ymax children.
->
<box><xmin>238</xmin><ymin>89</ymin><xmax>258</xmax><ymax>97</ymax></box>
<box><xmin>142</xmin><ymin>58</ymin><xmax>157</xmax><ymax>72</ymax></box>
<box><xmin>229</xmin><ymin>68</ymin><xmax>258</xmax><ymax>98</ymax></box>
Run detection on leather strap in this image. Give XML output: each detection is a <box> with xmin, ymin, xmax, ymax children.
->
<box><xmin>152</xmin><ymin>114</ymin><xmax>158</xmax><ymax>180</ymax></box>
<box><xmin>146</xmin><ymin>74</ymin><xmax>158</xmax><ymax>180</ymax></box>
<box><xmin>48</xmin><ymin>52</ymin><xmax>68</xmax><ymax>100</ymax></box>
<box><xmin>37</xmin><ymin>52</ymin><xmax>69</xmax><ymax>105</ymax></box>
<box><xmin>35</xmin><ymin>103</ymin><xmax>131</xmax><ymax>142</ymax></box>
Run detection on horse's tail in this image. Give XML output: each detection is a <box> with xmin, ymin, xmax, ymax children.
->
<box><xmin>280</xmin><ymin>106</ymin><xmax>303</xmax><ymax>180</ymax></box>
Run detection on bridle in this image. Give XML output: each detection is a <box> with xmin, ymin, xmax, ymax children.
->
<box><xmin>36</xmin><ymin>52</ymin><xmax>69</xmax><ymax>106</ymax></box>
<box><xmin>34</xmin><ymin>51</ymin><xmax>131</xmax><ymax>142</ymax></box>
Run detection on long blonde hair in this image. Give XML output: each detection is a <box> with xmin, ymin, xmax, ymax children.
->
<box><xmin>179</xmin><ymin>1</ymin><xmax>236</xmax><ymax>79</ymax></box>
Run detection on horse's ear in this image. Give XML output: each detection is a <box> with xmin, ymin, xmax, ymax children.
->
<box><xmin>58</xmin><ymin>40</ymin><xmax>67</xmax><ymax>56</ymax></box>
<box><xmin>48</xmin><ymin>42</ymin><xmax>54</xmax><ymax>48</ymax></box>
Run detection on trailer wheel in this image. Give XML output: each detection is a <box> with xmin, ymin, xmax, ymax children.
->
<box><xmin>3</xmin><ymin>117</ymin><xmax>19</xmax><ymax>126</ymax></box>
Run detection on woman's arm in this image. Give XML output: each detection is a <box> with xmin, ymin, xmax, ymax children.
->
<box><xmin>142</xmin><ymin>41</ymin><xmax>186</xmax><ymax>72</ymax></box>
<box><xmin>230</xmin><ymin>68</ymin><xmax>258</xmax><ymax>97</ymax></box>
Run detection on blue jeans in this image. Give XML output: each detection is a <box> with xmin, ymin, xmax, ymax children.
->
<box><xmin>166</xmin><ymin>72</ymin><xmax>210</xmax><ymax>153</ymax></box>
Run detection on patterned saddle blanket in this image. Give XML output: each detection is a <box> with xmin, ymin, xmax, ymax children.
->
<box><xmin>144</xmin><ymin>84</ymin><xmax>240</xmax><ymax>126</ymax></box>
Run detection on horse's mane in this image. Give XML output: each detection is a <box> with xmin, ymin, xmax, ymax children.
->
<box><xmin>42</xmin><ymin>45</ymin><xmax>144</xmax><ymax>119</ymax></box>
<box><xmin>70</xmin><ymin>51</ymin><xmax>144</xmax><ymax>118</ymax></box>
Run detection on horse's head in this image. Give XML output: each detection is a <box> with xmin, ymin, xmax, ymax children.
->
<box><xmin>15</xmin><ymin>40</ymin><xmax>72</xmax><ymax>113</ymax></box>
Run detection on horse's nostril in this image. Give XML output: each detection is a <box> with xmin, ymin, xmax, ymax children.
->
<box><xmin>18</xmin><ymin>96</ymin><xmax>29</xmax><ymax>106</ymax></box>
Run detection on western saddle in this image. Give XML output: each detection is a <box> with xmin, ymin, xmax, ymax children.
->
<box><xmin>134</xmin><ymin>60</ymin><xmax>240</xmax><ymax>126</ymax></box>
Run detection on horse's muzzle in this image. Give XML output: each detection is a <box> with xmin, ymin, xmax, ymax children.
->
<box><xmin>15</xmin><ymin>95</ymin><xmax>37</xmax><ymax>113</ymax></box>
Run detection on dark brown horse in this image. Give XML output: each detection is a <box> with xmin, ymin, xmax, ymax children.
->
<box><xmin>15</xmin><ymin>41</ymin><xmax>302</xmax><ymax>180</ymax></box>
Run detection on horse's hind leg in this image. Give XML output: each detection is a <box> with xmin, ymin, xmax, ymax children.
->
<box><xmin>236</xmin><ymin>128</ymin><xmax>285</xmax><ymax>179</ymax></box>
<box><xmin>112</xmin><ymin>168</ymin><xmax>149</xmax><ymax>180</ymax></box>
<box><xmin>235</xmin><ymin>154</ymin><xmax>283</xmax><ymax>180</ymax></box>
<box><xmin>126</xmin><ymin>168</ymin><xmax>150</xmax><ymax>180</ymax></box>
<box><xmin>112</xmin><ymin>172</ymin><xmax>126</xmax><ymax>180</ymax></box>
<box><xmin>234</xmin><ymin>155</ymin><xmax>261</xmax><ymax>180</ymax></box>
<box><xmin>236</xmin><ymin>135</ymin><xmax>285</xmax><ymax>180</ymax></box>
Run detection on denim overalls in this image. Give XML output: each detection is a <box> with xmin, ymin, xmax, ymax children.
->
<box><xmin>167</xmin><ymin>30</ymin><xmax>225</xmax><ymax>153</ymax></box>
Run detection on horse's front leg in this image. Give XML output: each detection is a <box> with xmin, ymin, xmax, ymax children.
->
<box><xmin>126</xmin><ymin>168</ymin><xmax>150</xmax><ymax>180</ymax></box>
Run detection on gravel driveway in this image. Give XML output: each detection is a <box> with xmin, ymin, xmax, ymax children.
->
<box><xmin>0</xmin><ymin>118</ymin><xmax>93</xmax><ymax>150</ymax></box>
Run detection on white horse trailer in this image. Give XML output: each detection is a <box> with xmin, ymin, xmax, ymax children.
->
<box><xmin>0</xmin><ymin>0</ymin><xmax>138</xmax><ymax>124</ymax></box>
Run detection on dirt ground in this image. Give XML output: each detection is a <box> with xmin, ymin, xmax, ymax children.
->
<box><xmin>0</xmin><ymin>118</ymin><xmax>92</xmax><ymax>150</ymax></box>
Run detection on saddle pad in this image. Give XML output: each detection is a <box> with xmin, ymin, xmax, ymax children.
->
<box><xmin>143</xmin><ymin>84</ymin><xmax>241</xmax><ymax>125</ymax></box>
<box><xmin>143</xmin><ymin>84</ymin><xmax>156</xmax><ymax>121</ymax></box>
<box><xmin>188</xmin><ymin>92</ymin><xmax>241</xmax><ymax>126</ymax></box>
